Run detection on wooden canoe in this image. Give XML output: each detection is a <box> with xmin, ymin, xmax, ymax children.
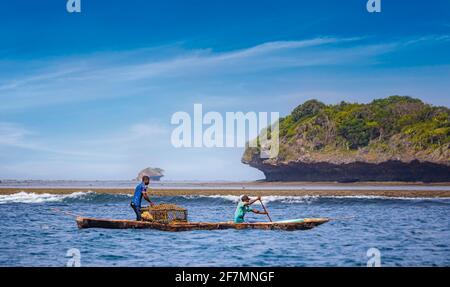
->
<box><xmin>76</xmin><ymin>217</ymin><xmax>329</xmax><ymax>231</ymax></box>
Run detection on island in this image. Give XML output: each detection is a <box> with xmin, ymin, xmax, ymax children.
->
<box><xmin>242</xmin><ymin>96</ymin><xmax>450</xmax><ymax>182</ymax></box>
<box><xmin>137</xmin><ymin>167</ymin><xmax>164</xmax><ymax>181</ymax></box>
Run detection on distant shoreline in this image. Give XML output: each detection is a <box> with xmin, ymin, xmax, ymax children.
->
<box><xmin>2</xmin><ymin>180</ymin><xmax>450</xmax><ymax>185</ymax></box>
<box><xmin>1</xmin><ymin>187</ymin><xmax>450</xmax><ymax>198</ymax></box>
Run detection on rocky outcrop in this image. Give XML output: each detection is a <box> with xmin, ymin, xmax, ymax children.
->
<box><xmin>242</xmin><ymin>96</ymin><xmax>450</xmax><ymax>182</ymax></box>
<box><xmin>244</xmin><ymin>157</ymin><xmax>450</xmax><ymax>182</ymax></box>
<box><xmin>137</xmin><ymin>167</ymin><xmax>164</xmax><ymax>181</ymax></box>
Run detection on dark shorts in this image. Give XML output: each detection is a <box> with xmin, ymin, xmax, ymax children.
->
<box><xmin>130</xmin><ymin>203</ymin><xmax>141</xmax><ymax>221</ymax></box>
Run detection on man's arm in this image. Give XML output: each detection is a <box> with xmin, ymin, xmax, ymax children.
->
<box><xmin>244</xmin><ymin>196</ymin><xmax>261</xmax><ymax>206</ymax></box>
<box><xmin>246</xmin><ymin>196</ymin><xmax>267</xmax><ymax>215</ymax></box>
<box><xmin>251</xmin><ymin>209</ymin><xmax>268</xmax><ymax>215</ymax></box>
<box><xmin>143</xmin><ymin>192</ymin><xmax>155</xmax><ymax>206</ymax></box>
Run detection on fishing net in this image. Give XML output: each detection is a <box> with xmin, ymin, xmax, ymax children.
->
<box><xmin>141</xmin><ymin>204</ymin><xmax>188</xmax><ymax>223</ymax></box>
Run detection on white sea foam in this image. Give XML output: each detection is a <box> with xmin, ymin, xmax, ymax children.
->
<box><xmin>262</xmin><ymin>195</ymin><xmax>319</xmax><ymax>204</ymax></box>
<box><xmin>202</xmin><ymin>195</ymin><xmax>241</xmax><ymax>202</ymax></box>
<box><xmin>0</xmin><ymin>191</ymin><xmax>93</xmax><ymax>204</ymax></box>
<box><xmin>181</xmin><ymin>194</ymin><xmax>319</xmax><ymax>204</ymax></box>
<box><xmin>314</xmin><ymin>195</ymin><xmax>448</xmax><ymax>201</ymax></box>
<box><xmin>1</xmin><ymin>192</ymin><xmax>446</xmax><ymax>205</ymax></box>
<box><xmin>179</xmin><ymin>194</ymin><xmax>447</xmax><ymax>203</ymax></box>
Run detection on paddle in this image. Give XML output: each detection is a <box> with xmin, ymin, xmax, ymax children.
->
<box><xmin>259</xmin><ymin>199</ymin><xmax>273</xmax><ymax>222</ymax></box>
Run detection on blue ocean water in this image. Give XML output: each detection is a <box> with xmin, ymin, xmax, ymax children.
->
<box><xmin>0</xmin><ymin>192</ymin><xmax>449</xmax><ymax>266</ymax></box>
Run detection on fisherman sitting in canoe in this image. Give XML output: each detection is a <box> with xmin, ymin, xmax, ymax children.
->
<box><xmin>131</xmin><ymin>175</ymin><xmax>155</xmax><ymax>221</ymax></box>
<box><xmin>234</xmin><ymin>195</ymin><xmax>268</xmax><ymax>223</ymax></box>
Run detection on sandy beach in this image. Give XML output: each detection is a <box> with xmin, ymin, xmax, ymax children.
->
<box><xmin>1</xmin><ymin>187</ymin><xmax>450</xmax><ymax>198</ymax></box>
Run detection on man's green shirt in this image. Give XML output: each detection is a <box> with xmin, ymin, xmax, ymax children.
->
<box><xmin>234</xmin><ymin>201</ymin><xmax>253</xmax><ymax>223</ymax></box>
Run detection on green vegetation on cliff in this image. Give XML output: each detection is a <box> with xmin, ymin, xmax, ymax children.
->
<box><xmin>243</xmin><ymin>96</ymin><xmax>450</xmax><ymax>164</ymax></box>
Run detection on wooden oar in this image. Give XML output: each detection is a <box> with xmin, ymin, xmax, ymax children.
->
<box><xmin>259</xmin><ymin>199</ymin><xmax>272</xmax><ymax>222</ymax></box>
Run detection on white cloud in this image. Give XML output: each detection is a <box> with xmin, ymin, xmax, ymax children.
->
<box><xmin>0</xmin><ymin>120</ymin><xmax>170</xmax><ymax>160</ymax></box>
<box><xmin>0</xmin><ymin>122</ymin><xmax>34</xmax><ymax>147</ymax></box>
<box><xmin>0</xmin><ymin>36</ymin><xmax>401</xmax><ymax>111</ymax></box>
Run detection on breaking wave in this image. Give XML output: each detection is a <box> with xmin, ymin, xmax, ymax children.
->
<box><xmin>0</xmin><ymin>191</ymin><xmax>131</xmax><ymax>204</ymax></box>
<box><xmin>179</xmin><ymin>195</ymin><xmax>320</xmax><ymax>204</ymax></box>
<box><xmin>0</xmin><ymin>192</ymin><xmax>448</xmax><ymax>205</ymax></box>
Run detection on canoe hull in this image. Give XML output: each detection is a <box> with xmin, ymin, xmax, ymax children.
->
<box><xmin>76</xmin><ymin>217</ymin><xmax>329</xmax><ymax>231</ymax></box>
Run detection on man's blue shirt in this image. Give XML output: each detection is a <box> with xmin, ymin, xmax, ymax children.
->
<box><xmin>132</xmin><ymin>182</ymin><xmax>147</xmax><ymax>207</ymax></box>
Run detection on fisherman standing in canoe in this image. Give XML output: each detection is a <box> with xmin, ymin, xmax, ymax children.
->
<box><xmin>234</xmin><ymin>195</ymin><xmax>268</xmax><ymax>223</ymax></box>
<box><xmin>131</xmin><ymin>175</ymin><xmax>155</xmax><ymax>221</ymax></box>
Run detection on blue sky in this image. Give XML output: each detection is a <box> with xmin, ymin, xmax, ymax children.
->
<box><xmin>0</xmin><ymin>0</ymin><xmax>449</xmax><ymax>180</ymax></box>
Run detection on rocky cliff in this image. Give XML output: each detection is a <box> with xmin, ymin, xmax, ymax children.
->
<box><xmin>137</xmin><ymin>167</ymin><xmax>164</xmax><ymax>181</ymax></box>
<box><xmin>242</xmin><ymin>96</ymin><xmax>450</xmax><ymax>182</ymax></box>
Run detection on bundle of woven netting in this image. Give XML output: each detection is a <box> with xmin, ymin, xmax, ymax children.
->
<box><xmin>141</xmin><ymin>204</ymin><xmax>188</xmax><ymax>223</ymax></box>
